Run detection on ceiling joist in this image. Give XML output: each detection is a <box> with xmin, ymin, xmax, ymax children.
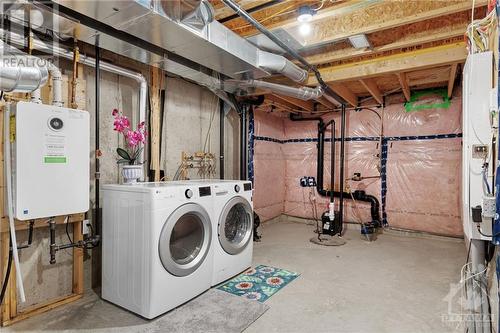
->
<box><xmin>359</xmin><ymin>78</ymin><xmax>383</xmax><ymax>104</ymax></box>
<box><xmin>308</xmin><ymin>42</ymin><xmax>468</xmax><ymax>85</ymax></box>
<box><xmin>397</xmin><ymin>72</ymin><xmax>410</xmax><ymax>102</ymax></box>
<box><xmin>305</xmin><ymin>25</ymin><xmax>466</xmax><ymax>66</ymax></box>
<box><xmin>329</xmin><ymin>83</ymin><xmax>357</xmax><ymax>107</ymax></box>
<box><xmin>448</xmin><ymin>63</ymin><xmax>459</xmax><ymax>98</ymax></box>
<box><xmin>294</xmin><ymin>0</ymin><xmax>486</xmax><ymax>47</ymax></box>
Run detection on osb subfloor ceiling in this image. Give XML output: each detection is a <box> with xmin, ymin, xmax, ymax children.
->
<box><xmin>209</xmin><ymin>0</ymin><xmax>488</xmax><ymax>110</ymax></box>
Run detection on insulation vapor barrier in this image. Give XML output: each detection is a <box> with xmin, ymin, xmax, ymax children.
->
<box><xmin>252</xmin><ymin>90</ymin><xmax>462</xmax><ymax>236</ymax></box>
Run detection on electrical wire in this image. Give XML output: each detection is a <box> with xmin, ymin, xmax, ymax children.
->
<box><xmin>476</xmin><ymin>225</ymin><xmax>500</xmax><ymax>238</ymax></box>
<box><xmin>465</xmin><ymin>4</ymin><xmax>497</xmax><ymax>54</ymax></box>
<box><xmin>312</xmin><ymin>0</ymin><xmax>325</xmax><ymax>11</ymax></box>
<box><xmin>65</xmin><ymin>216</ymin><xmax>73</xmax><ymax>244</ymax></box>
<box><xmin>202</xmin><ymin>93</ymin><xmax>219</xmax><ymax>154</ymax></box>
<box><xmin>0</xmin><ymin>236</ymin><xmax>12</xmax><ymax>304</ymax></box>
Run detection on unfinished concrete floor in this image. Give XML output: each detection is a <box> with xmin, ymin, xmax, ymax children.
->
<box><xmin>248</xmin><ymin>220</ymin><xmax>465</xmax><ymax>333</ymax></box>
<box><xmin>4</xmin><ymin>220</ymin><xmax>465</xmax><ymax>333</ymax></box>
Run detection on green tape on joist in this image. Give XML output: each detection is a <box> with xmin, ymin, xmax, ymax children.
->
<box><xmin>404</xmin><ymin>88</ymin><xmax>450</xmax><ymax>113</ymax></box>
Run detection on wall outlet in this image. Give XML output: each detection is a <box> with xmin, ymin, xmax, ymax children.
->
<box><xmin>472</xmin><ymin>144</ymin><xmax>488</xmax><ymax>159</ymax></box>
<box><xmin>82</xmin><ymin>219</ymin><xmax>91</xmax><ymax>235</ymax></box>
<box><xmin>300</xmin><ymin>176</ymin><xmax>316</xmax><ymax>187</ymax></box>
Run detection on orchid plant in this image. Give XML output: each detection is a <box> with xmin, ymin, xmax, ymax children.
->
<box><xmin>112</xmin><ymin>109</ymin><xmax>147</xmax><ymax>165</ymax></box>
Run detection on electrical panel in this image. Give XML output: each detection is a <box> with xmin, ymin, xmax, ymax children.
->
<box><xmin>462</xmin><ymin>52</ymin><xmax>494</xmax><ymax>241</ymax></box>
<box><xmin>10</xmin><ymin>101</ymin><xmax>90</xmax><ymax>220</ymax></box>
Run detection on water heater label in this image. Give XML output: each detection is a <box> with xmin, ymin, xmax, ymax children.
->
<box><xmin>44</xmin><ymin>156</ymin><xmax>67</xmax><ymax>164</ymax></box>
<box><xmin>44</xmin><ymin>133</ymin><xmax>67</xmax><ymax>163</ymax></box>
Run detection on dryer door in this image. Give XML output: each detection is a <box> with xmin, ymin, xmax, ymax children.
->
<box><xmin>218</xmin><ymin>196</ymin><xmax>253</xmax><ymax>255</ymax></box>
<box><xmin>159</xmin><ymin>203</ymin><xmax>212</xmax><ymax>277</ymax></box>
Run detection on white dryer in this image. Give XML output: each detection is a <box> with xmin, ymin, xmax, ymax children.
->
<box><xmin>177</xmin><ymin>180</ymin><xmax>254</xmax><ymax>285</ymax></box>
<box><xmin>211</xmin><ymin>180</ymin><xmax>253</xmax><ymax>285</ymax></box>
<box><xmin>101</xmin><ymin>182</ymin><xmax>214</xmax><ymax>319</ymax></box>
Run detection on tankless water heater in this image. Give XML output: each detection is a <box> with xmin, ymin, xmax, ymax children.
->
<box><xmin>10</xmin><ymin>101</ymin><xmax>90</xmax><ymax>220</ymax></box>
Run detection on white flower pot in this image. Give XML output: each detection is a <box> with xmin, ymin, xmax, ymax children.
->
<box><xmin>122</xmin><ymin>165</ymin><xmax>143</xmax><ymax>184</ymax></box>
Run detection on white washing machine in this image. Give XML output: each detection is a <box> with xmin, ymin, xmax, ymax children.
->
<box><xmin>101</xmin><ymin>182</ymin><xmax>214</xmax><ymax>319</ymax></box>
<box><xmin>179</xmin><ymin>180</ymin><xmax>254</xmax><ymax>286</ymax></box>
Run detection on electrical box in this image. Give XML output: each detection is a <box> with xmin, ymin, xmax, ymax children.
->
<box><xmin>10</xmin><ymin>101</ymin><xmax>90</xmax><ymax>220</ymax></box>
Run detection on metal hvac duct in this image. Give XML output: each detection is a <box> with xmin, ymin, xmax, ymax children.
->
<box><xmin>0</xmin><ymin>54</ymin><xmax>49</xmax><ymax>92</ymax></box>
<box><xmin>50</xmin><ymin>0</ymin><xmax>308</xmax><ymax>83</ymax></box>
<box><xmin>226</xmin><ymin>79</ymin><xmax>323</xmax><ymax>101</ymax></box>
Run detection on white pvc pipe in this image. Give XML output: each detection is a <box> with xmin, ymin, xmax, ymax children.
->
<box><xmin>48</xmin><ymin>63</ymin><xmax>63</xmax><ymax>107</ymax></box>
<box><xmin>30</xmin><ymin>88</ymin><xmax>41</xmax><ymax>104</ymax></box>
<box><xmin>4</xmin><ymin>105</ymin><xmax>26</xmax><ymax>302</ymax></box>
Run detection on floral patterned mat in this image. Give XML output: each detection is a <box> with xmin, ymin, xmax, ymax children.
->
<box><xmin>217</xmin><ymin>265</ymin><xmax>300</xmax><ymax>302</ymax></box>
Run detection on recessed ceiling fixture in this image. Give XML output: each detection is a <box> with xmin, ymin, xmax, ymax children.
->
<box><xmin>348</xmin><ymin>34</ymin><xmax>372</xmax><ymax>49</ymax></box>
<box><xmin>299</xmin><ymin>23</ymin><xmax>311</xmax><ymax>36</ymax></box>
<box><xmin>297</xmin><ymin>5</ymin><xmax>315</xmax><ymax>23</ymax></box>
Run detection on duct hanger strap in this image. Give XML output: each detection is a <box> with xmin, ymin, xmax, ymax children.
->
<box><xmin>221</xmin><ymin>0</ymin><xmax>346</xmax><ymax>105</ymax></box>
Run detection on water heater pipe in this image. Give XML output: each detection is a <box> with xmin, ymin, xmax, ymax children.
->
<box><xmin>1</xmin><ymin>30</ymin><xmax>147</xmax><ymax>140</ymax></box>
<box><xmin>48</xmin><ymin>63</ymin><xmax>63</xmax><ymax>107</ymax></box>
<box><xmin>30</xmin><ymin>63</ymin><xmax>62</xmax><ymax>106</ymax></box>
<box><xmin>4</xmin><ymin>106</ymin><xmax>26</xmax><ymax>302</ymax></box>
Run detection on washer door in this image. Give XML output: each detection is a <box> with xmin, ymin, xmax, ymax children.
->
<box><xmin>218</xmin><ymin>196</ymin><xmax>253</xmax><ymax>255</ymax></box>
<box><xmin>159</xmin><ymin>203</ymin><xmax>212</xmax><ymax>277</ymax></box>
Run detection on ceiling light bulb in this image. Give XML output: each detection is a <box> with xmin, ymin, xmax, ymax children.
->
<box><xmin>297</xmin><ymin>6</ymin><xmax>314</xmax><ymax>23</ymax></box>
<box><xmin>299</xmin><ymin>23</ymin><xmax>311</xmax><ymax>36</ymax></box>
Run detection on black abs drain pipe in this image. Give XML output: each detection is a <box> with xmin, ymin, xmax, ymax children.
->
<box><xmin>290</xmin><ymin>114</ymin><xmax>381</xmax><ymax>229</ymax></box>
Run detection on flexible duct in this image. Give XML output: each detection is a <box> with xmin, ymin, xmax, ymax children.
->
<box><xmin>226</xmin><ymin>79</ymin><xmax>322</xmax><ymax>101</ymax></box>
<box><xmin>220</xmin><ymin>0</ymin><xmax>346</xmax><ymax>104</ymax></box>
<box><xmin>258</xmin><ymin>51</ymin><xmax>307</xmax><ymax>83</ymax></box>
<box><xmin>0</xmin><ymin>55</ymin><xmax>48</xmax><ymax>92</ymax></box>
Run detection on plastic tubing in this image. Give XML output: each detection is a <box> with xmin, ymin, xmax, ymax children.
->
<box><xmin>4</xmin><ymin>106</ymin><xmax>26</xmax><ymax>302</ymax></box>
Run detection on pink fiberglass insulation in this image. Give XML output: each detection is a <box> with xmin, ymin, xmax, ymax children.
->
<box><xmin>252</xmin><ymin>111</ymin><xmax>286</xmax><ymax>221</ymax></box>
<box><xmin>386</xmin><ymin>139</ymin><xmax>462</xmax><ymax>236</ymax></box>
<box><xmin>252</xmin><ymin>90</ymin><xmax>462</xmax><ymax>236</ymax></box>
